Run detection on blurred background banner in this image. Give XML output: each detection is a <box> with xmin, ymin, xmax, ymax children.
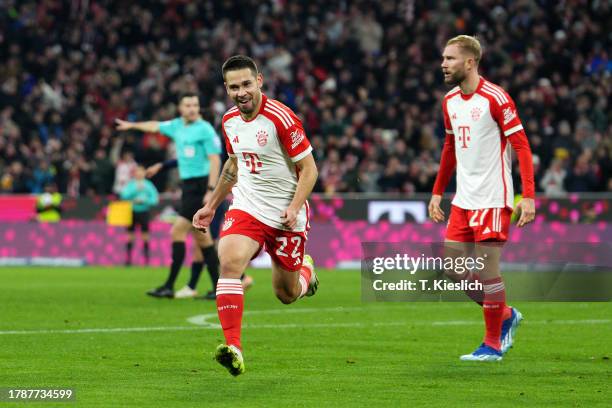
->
<box><xmin>1</xmin><ymin>194</ymin><xmax>609</xmax><ymax>222</ymax></box>
<box><xmin>0</xmin><ymin>195</ymin><xmax>37</xmax><ymax>221</ymax></box>
<box><xmin>0</xmin><ymin>194</ymin><xmax>609</xmax><ymax>267</ymax></box>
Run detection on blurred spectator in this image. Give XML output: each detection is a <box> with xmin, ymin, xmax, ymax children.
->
<box><xmin>112</xmin><ymin>151</ymin><xmax>137</xmax><ymax>195</ymax></box>
<box><xmin>540</xmin><ymin>158</ymin><xmax>567</xmax><ymax>196</ymax></box>
<box><xmin>0</xmin><ymin>0</ymin><xmax>609</xmax><ymax>195</ymax></box>
<box><xmin>36</xmin><ymin>182</ymin><xmax>62</xmax><ymax>223</ymax></box>
<box><xmin>565</xmin><ymin>152</ymin><xmax>599</xmax><ymax>192</ymax></box>
<box><xmin>90</xmin><ymin>148</ymin><xmax>115</xmax><ymax>195</ymax></box>
<box><xmin>119</xmin><ymin>165</ymin><xmax>159</xmax><ymax>265</ymax></box>
<box><xmin>1</xmin><ymin>162</ymin><xmax>29</xmax><ymax>193</ymax></box>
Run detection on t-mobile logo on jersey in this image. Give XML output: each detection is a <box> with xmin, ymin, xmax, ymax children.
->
<box><xmin>242</xmin><ymin>152</ymin><xmax>263</xmax><ymax>174</ymax></box>
<box><xmin>458</xmin><ymin>126</ymin><xmax>471</xmax><ymax>149</ymax></box>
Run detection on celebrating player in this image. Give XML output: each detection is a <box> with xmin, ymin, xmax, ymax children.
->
<box><xmin>115</xmin><ymin>93</ymin><xmax>221</xmax><ymax>299</ymax></box>
<box><xmin>192</xmin><ymin>55</ymin><xmax>319</xmax><ymax>376</ymax></box>
<box><xmin>429</xmin><ymin>35</ymin><xmax>535</xmax><ymax>361</ymax></box>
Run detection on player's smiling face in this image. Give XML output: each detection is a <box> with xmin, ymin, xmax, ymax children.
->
<box><xmin>225</xmin><ymin>68</ymin><xmax>263</xmax><ymax>117</ymax></box>
<box><xmin>441</xmin><ymin>44</ymin><xmax>468</xmax><ymax>86</ymax></box>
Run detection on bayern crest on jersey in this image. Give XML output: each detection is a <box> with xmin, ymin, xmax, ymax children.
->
<box><xmin>256</xmin><ymin>130</ymin><xmax>268</xmax><ymax>146</ymax></box>
<box><xmin>471</xmin><ymin>107</ymin><xmax>482</xmax><ymax>121</ymax></box>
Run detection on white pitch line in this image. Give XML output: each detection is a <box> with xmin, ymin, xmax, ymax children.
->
<box><xmin>0</xmin><ymin>326</ymin><xmax>205</xmax><ymax>335</ymax></box>
<box><xmin>0</xmin><ymin>314</ymin><xmax>609</xmax><ymax>336</ymax></box>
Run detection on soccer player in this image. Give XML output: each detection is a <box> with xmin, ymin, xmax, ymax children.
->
<box><xmin>119</xmin><ymin>165</ymin><xmax>159</xmax><ymax>266</ymax></box>
<box><xmin>429</xmin><ymin>35</ymin><xmax>536</xmax><ymax>361</ymax></box>
<box><xmin>115</xmin><ymin>92</ymin><xmax>221</xmax><ymax>298</ymax></box>
<box><xmin>192</xmin><ymin>55</ymin><xmax>319</xmax><ymax>376</ymax></box>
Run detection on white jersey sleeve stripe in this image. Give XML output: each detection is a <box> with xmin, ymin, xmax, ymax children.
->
<box><xmin>266</xmin><ymin>105</ymin><xmax>293</xmax><ymax>128</ymax></box>
<box><xmin>481</xmin><ymin>88</ymin><xmax>503</xmax><ymax>105</ymax></box>
<box><xmin>264</xmin><ymin>107</ymin><xmax>290</xmax><ymax>129</ymax></box>
<box><xmin>485</xmin><ymin>82</ymin><xmax>509</xmax><ymax>103</ymax></box>
<box><xmin>483</xmin><ymin>84</ymin><xmax>507</xmax><ymax>103</ymax></box>
<box><xmin>266</xmin><ymin>100</ymin><xmax>293</xmax><ymax>127</ymax></box>
<box><xmin>445</xmin><ymin>129</ymin><xmax>454</xmax><ymax>134</ymax></box>
<box><xmin>504</xmin><ymin>124</ymin><xmax>523</xmax><ymax>136</ymax></box>
<box><xmin>267</xmin><ymin>101</ymin><xmax>294</xmax><ymax>125</ymax></box>
<box><xmin>483</xmin><ymin>83</ymin><xmax>508</xmax><ymax>104</ymax></box>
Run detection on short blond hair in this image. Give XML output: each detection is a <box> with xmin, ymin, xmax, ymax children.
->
<box><xmin>446</xmin><ymin>35</ymin><xmax>482</xmax><ymax>63</ymax></box>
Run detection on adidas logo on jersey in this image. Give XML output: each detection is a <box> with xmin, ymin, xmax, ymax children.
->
<box><xmin>233</xmin><ymin>136</ymin><xmax>239</xmax><ymax>143</ymax></box>
<box><xmin>222</xmin><ymin>217</ymin><xmax>235</xmax><ymax>231</ymax></box>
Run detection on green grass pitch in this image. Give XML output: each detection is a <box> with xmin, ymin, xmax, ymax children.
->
<box><xmin>0</xmin><ymin>266</ymin><xmax>610</xmax><ymax>407</ymax></box>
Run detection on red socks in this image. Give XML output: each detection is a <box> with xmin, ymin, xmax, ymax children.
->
<box><xmin>482</xmin><ymin>277</ymin><xmax>511</xmax><ymax>350</ymax></box>
<box><xmin>216</xmin><ymin>278</ymin><xmax>244</xmax><ymax>350</ymax></box>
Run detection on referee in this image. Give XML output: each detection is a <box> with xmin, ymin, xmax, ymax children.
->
<box><xmin>116</xmin><ymin>92</ymin><xmax>221</xmax><ymax>298</ymax></box>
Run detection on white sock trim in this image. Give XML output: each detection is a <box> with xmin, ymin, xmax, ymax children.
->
<box><xmin>298</xmin><ymin>275</ymin><xmax>308</xmax><ymax>297</ymax></box>
<box><xmin>217</xmin><ymin>278</ymin><xmax>243</xmax><ymax>296</ymax></box>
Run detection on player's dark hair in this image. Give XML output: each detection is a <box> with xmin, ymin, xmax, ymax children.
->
<box><xmin>222</xmin><ymin>55</ymin><xmax>259</xmax><ymax>79</ymax></box>
<box><xmin>178</xmin><ymin>91</ymin><xmax>199</xmax><ymax>103</ymax></box>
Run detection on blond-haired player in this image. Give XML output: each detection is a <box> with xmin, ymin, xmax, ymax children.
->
<box><xmin>430</xmin><ymin>35</ymin><xmax>535</xmax><ymax>361</ymax></box>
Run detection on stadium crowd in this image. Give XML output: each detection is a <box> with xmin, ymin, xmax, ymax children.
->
<box><xmin>0</xmin><ymin>0</ymin><xmax>610</xmax><ymax>196</ymax></box>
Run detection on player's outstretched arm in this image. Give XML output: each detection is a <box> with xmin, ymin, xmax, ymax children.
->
<box><xmin>115</xmin><ymin>118</ymin><xmax>160</xmax><ymax>133</ymax></box>
<box><xmin>282</xmin><ymin>153</ymin><xmax>318</xmax><ymax>230</ymax></box>
<box><xmin>192</xmin><ymin>157</ymin><xmax>237</xmax><ymax>231</ymax></box>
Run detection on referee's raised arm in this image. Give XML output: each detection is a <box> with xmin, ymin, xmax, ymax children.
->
<box><xmin>115</xmin><ymin>118</ymin><xmax>160</xmax><ymax>133</ymax></box>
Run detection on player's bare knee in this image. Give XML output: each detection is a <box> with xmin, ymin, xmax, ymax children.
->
<box><xmin>274</xmin><ymin>288</ymin><xmax>297</xmax><ymax>304</ymax></box>
<box><xmin>218</xmin><ymin>255</ymin><xmax>245</xmax><ymax>279</ymax></box>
